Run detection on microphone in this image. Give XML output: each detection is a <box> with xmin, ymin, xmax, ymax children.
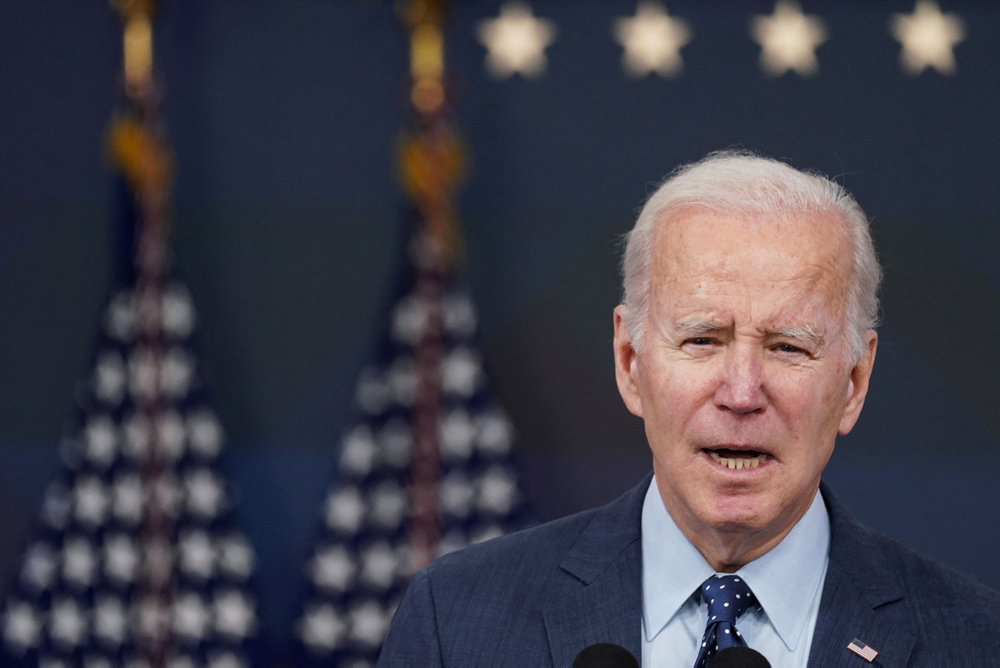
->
<box><xmin>572</xmin><ymin>643</ymin><xmax>639</xmax><ymax>668</ymax></box>
<box><xmin>707</xmin><ymin>647</ymin><xmax>771</xmax><ymax>668</ymax></box>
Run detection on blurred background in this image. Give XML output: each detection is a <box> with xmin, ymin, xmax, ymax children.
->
<box><xmin>1</xmin><ymin>0</ymin><xmax>998</xmax><ymax>664</ymax></box>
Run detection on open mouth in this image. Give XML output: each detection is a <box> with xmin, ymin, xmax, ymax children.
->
<box><xmin>706</xmin><ymin>448</ymin><xmax>769</xmax><ymax>471</ymax></box>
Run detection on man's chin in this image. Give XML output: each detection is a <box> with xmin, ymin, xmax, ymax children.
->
<box><xmin>703</xmin><ymin>494</ymin><xmax>777</xmax><ymax>534</ymax></box>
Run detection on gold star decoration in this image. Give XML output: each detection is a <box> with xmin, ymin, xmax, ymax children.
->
<box><xmin>476</xmin><ymin>2</ymin><xmax>557</xmax><ymax>79</ymax></box>
<box><xmin>890</xmin><ymin>0</ymin><xmax>965</xmax><ymax>75</ymax></box>
<box><xmin>750</xmin><ymin>0</ymin><xmax>828</xmax><ymax>77</ymax></box>
<box><xmin>613</xmin><ymin>1</ymin><xmax>693</xmax><ymax>78</ymax></box>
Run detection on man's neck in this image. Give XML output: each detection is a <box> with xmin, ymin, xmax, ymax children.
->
<box><xmin>658</xmin><ymin>484</ymin><xmax>820</xmax><ymax>572</ymax></box>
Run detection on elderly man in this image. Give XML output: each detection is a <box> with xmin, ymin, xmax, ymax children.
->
<box><xmin>377</xmin><ymin>152</ymin><xmax>1000</xmax><ymax>666</ymax></box>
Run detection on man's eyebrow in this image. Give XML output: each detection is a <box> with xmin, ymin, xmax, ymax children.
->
<box><xmin>674</xmin><ymin>317</ymin><xmax>727</xmax><ymax>334</ymax></box>
<box><xmin>770</xmin><ymin>325</ymin><xmax>826</xmax><ymax>348</ymax></box>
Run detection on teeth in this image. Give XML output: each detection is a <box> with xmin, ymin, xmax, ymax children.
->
<box><xmin>708</xmin><ymin>451</ymin><xmax>769</xmax><ymax>470</ymax></box>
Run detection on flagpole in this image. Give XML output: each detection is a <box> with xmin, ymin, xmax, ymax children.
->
<box><xmin>109</xmin><ymin>1</ymin><xmax>174</xmax><ymax>664</ymax></box>
<box><xmin>398</xmin><ymin>0</ymin><xmax>465</xmax><ymax>574</ymax></box>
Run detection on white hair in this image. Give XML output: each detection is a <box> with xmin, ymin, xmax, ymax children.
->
<box><xmin>620</xmin><ymin>150</ymin><xmax>881</xmax><ymax>362</ymax></box>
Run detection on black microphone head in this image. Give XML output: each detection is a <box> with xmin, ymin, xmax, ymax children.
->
<box><xmin>707</xmin><ymin>647</ymin><xmax>771</xmax><ymax>668</ymax></box>
<box><xmin>572</xmin><ymin>643</ymin><xmax>639</xmax><ymax>668</ymax></box>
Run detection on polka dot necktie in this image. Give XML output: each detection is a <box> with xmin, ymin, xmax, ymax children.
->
<box><xmin>694</xmin><ymin>574</ymin><xmax>757</xmax><ymax>667</ymax></box>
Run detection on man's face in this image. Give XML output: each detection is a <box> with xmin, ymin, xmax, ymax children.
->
<box><xmin>614</xmin><ymin>209</ymin><xmax>877</xmax><ymax>564</ymax></box>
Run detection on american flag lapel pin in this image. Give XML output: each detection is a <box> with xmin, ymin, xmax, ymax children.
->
<box><xmin>847</xmin><ymin>638</ymin><xmax>879</xmax><ymax>662</ymax></box>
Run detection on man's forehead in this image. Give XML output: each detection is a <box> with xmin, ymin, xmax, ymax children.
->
<box><xmin>657</xmin><ymin>205</ymin><xmax>845</xmax><ymax>237</ymax></box>
<box><xmin>651</xmin><ymin>209</ymin><xmax>852</xmax><ymax>275</ymax></box>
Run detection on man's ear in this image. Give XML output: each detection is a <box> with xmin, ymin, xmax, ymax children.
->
<box><xmin>838</xmin><ymin>330</ymin><xmax>878</xmax><ymax>435</ymax></box>
<box><xmin>613</xmin><ymin>305</ymin><xmax>644</xmax><ymax>418</ymax></box>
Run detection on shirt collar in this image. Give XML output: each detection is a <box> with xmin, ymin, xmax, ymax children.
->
<box><xmin>738</xmin><ymin>489</ymin><xmax>830</xmax><ymax>651</ymax></box>
<box><xmin>641</xmin><ymin>478</ymin><xmax>714</xmax><ymax>641</ymax></box>
<box><xmin>640</xmin><ymin>477</ymin><xmax>830</xmax><ymax>650</ymax></box>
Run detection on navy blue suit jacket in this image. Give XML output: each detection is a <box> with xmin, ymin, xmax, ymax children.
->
<box><xmin>378</xmin><ymin>475</ymin><xmax>1000</xmax><ymax>666</ymax></box>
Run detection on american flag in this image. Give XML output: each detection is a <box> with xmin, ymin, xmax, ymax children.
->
<box><xmin>1</xmin><ymin>7</ymin><xmax>259</xmax><ymax>663</ymax></box>
<box><xmin>847</xmin><ymin>638</ymin><xmax>879</xmax><ymax>663</ymax></box>
<box><xmin>293</xmin><ymin>4</ymin><xmax>533</xmax><ymax>664</ymax></box>
<box><xmin>0</xmin><ymin>272</ymin><xmax>260</xmax><ymax>667</ymax></box>
<box><xmin>292</xmin><ymin>226</ymin><xmax>534</xmax><ymax>667</ymax></box>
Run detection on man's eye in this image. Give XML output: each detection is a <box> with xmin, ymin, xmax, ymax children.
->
<box><xmin>686</xmin><ymin>337</ymin><xmax>715</xmax><ymax>346</ymax></box>
<box><xmin>775</xmin><ymin>343</ymin><xmax>806</xmax><ymax>355</ymax></box>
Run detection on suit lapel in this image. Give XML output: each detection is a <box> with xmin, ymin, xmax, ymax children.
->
<box><xmin>542</xmin><ymin>476</ymin><xmax>649</xmax><ymax>666</ymax></box>
<box><xmin>809</xmin><ymin>484</ymin><xmax>916</xmax><ymax>667</ymax></box>
<box><xmin>536</xmin><ymin>479</ymin><xmax>919</xmax><ymax>666</ymax></box>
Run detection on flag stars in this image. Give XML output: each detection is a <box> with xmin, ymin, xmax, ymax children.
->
<box><xmin>172</xmin><ymin>591</ymin><xmax>211</xmax><ymax>641</ymax></box>
<box><xmin>751</xmin><ymin>0</ymin><xmax>828</xmax><ymax>77</ymax></box>
<box><xmin>179</xmin><ymin>529</ymin><xmax>217</xmax><ymax>580</ymax></box>
<box><xmin>73</xmin><ymin>476</ymin><xmax>109</xmax><ymax>527</ymax></box>
<box><xmin>390</xmin><ymin>294</ymin><xmax>429</xmax><ymax>346</ymax></box>
<box><xmin>349</xmin><ymin>600</ymin><xmax>391</xmax><ymax>648</ymax></box>
<box><xmin>20</xmin><ymin>543</ymin><xmax>57</xmax><ymax>591</ymax></box>
<box><xmin>359</xmin><ymin>542</ymin><xmax>398</xmax><ymax>590</ymax></box>
<box><xmin>122</xmin><ymin>411</ymin><xmax>152</xmax><ymax>462</ymax></box>
<box><xmin>104</xmin><ymin>289</ymin><xmax>138</xmax><ymax>342</ymax></box>
<box><xmin>614</xmin><ymin>1</ymin><xmax>693</xmax><ymax>78</ymax></box>
<box><xmin>185</xmin><ymin>468</ymin><xmax>225</xmax><ymax>519</ymax></box>
<box><xmin>387</xmin><ymin>356</ymin><xmax>417</xmax><ymax>406</ymax></box>
<box><xmin>62</xmin><ymin>537</ymin><xmax>98</xmax><ymax>588</ymax></box>
<box><xmin>325</xmin><ymin>487</ymin><xmax>366</xmax><ymax>534</ymax></box>
<box><xmin>83</xmin><ymin>415</ymin><xmax>119</xmax><ymax>468</ymax></box>
<box><xmin>463</xmin><ymin>4</ymin><xmax>973</xmax><ymax>81</ymax></box>
<box><xmin>340</xmin><ymin>426</ymin><xmax>379</xmax><ymax>476</ymax></box>
<box><xmin>439</xmin><ymin>470</ymin><xmax>475</xmax><ymax>518</ymax></box>
<box><xmin>310</xmin><ymin>545</ymin><xmax>356</xmax><ymax>593</ymax></box>
<box><xmin>477</xmin><ymin>411</ymin><xmax>514</xmax><ymax>456</ymax></box>
<box><xmin>161</xmin><ymin>284</ymin><xmax>196</xmax><ymax>339</ymax></box>
<box><xmin>477</xmin><ymin>467</ymin><xmax>520</xmax><ymax>515</ymax></box>
<box><xmin>49</xmin><ymin>598</ymin><xmax>88</xmax><ymax>649</ymax></box>
<box><xmin>368</xmin><ymin>480</ymin><xmax>408</xmax><ymax>530</ymax></box>
<box><xmin>187</xmin><ymin>409</ymin><xmax>224</xmax><ymax>458</ymax></box>
<box><xmin>441</xmin><ymin>348</ymin><xmax>482</xmax><ymax>397</ymax></box>
<box><xmin>356</xmin><ymin>366</ymin><xmax>391</xmax><ymax>414</ymax></box>
<box><xmin>3</xmin><ymin>600</ymin><xmax>41</xmax><ymax>652</ymax></box>
<box><xmin>218</xmin><ymin>535</ymin><xmax>255</xmax><ymax>579</ymax></box>
<box><xmin>378</xmin><ymin>419</ymin><xmax>413</xmax><ymax>470</ymax></box>
<box><xmin>7</xmin><ymin>270</ymin><xmax>256</xmax><ymax>662</ymax></box>
<box><xmin>103</xmin><ymin>533</ymin><xmax>140</xmax><ymax>586</ymax></box>
<box><xmin>298</xmin><ymin>603</ymin><xmax>347</xmax><ymax>651</ymax></box>
<box><xmin>213</xmin><ymin>589</ymin><xmax>256</xmax><ymax>640</ymax></box>
<box><xmin>157</xmin><ymin>410</ymin><xmax>188</xmax><ymax>461</ymax></box>
<box><xmin>296</xmin><ymin>252</ymin><xmax>527</xmax><ymax>661</ymax></box>
<box><xmin>443</xmin><ymin>295</ymin><xmax>477</xmax><ymax>337</ymax></box>
<box><xmin>160</xmin><ymin>347</ymin><xmax>195</xmax><ymax>398</ymax></box>
<box><xmin>440</xmin><ymin>409</ymin><xmax>476</xmax><ymax>461</ymax></box>
<box><xmin>41</xmin><ymin>484</ymin><xmax>72</xmax><ymax>531</ymax></box>
<box><xmin>891</xmin><ymin>0</ymin><xmax>965</xmax><ymax>75</ymax></box>
<box><xmin>128</xmin><ymin>347</ymin><xmax>158</xmax><ymax>401</ymax></box>
<box><xmin>210</xmin><ymin>650</ymin><xmax>248</xmax><ymax>668</ymax></box>
<box><xmin>111</xmin><ymin>472</ymin><xmax>144</xmax><ymax>526</ymax></box>
<box><xmin>477</xmin><ymin>2</ymin><xmax>557</xmax><ymax>79</ymax></box>
<box><xmin>93</xmin><ymin>352</ymin><xmax>126</xmax><ymax>407</ymax></box>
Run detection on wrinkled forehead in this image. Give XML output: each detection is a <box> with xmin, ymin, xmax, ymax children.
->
<box><xmin>654</xmin><ymin>206</ymin><xmax>851</xmax><ymax>267</ymax></box>
<box><xmin>650</xmin><ymin>208</ymin><xmax>855</xmax><ymax>309</ymax></box>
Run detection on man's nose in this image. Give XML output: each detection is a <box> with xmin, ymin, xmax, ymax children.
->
<box><xmin>713</xmin><ymin>345</ymin><xmax>767</xmax><ymax>414</ymax></box>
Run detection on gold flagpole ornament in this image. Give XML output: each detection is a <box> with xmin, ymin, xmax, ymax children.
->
<box><xmin>397</xmin><ymin>0</ymin><xmax>464</xmax><ymax>271</ymax></box>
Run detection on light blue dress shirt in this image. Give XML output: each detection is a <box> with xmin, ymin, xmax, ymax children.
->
<box><xmin>641</xmin><ymin>477</ymin><xmax>830</xmax><ymax>667</ymax></box>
